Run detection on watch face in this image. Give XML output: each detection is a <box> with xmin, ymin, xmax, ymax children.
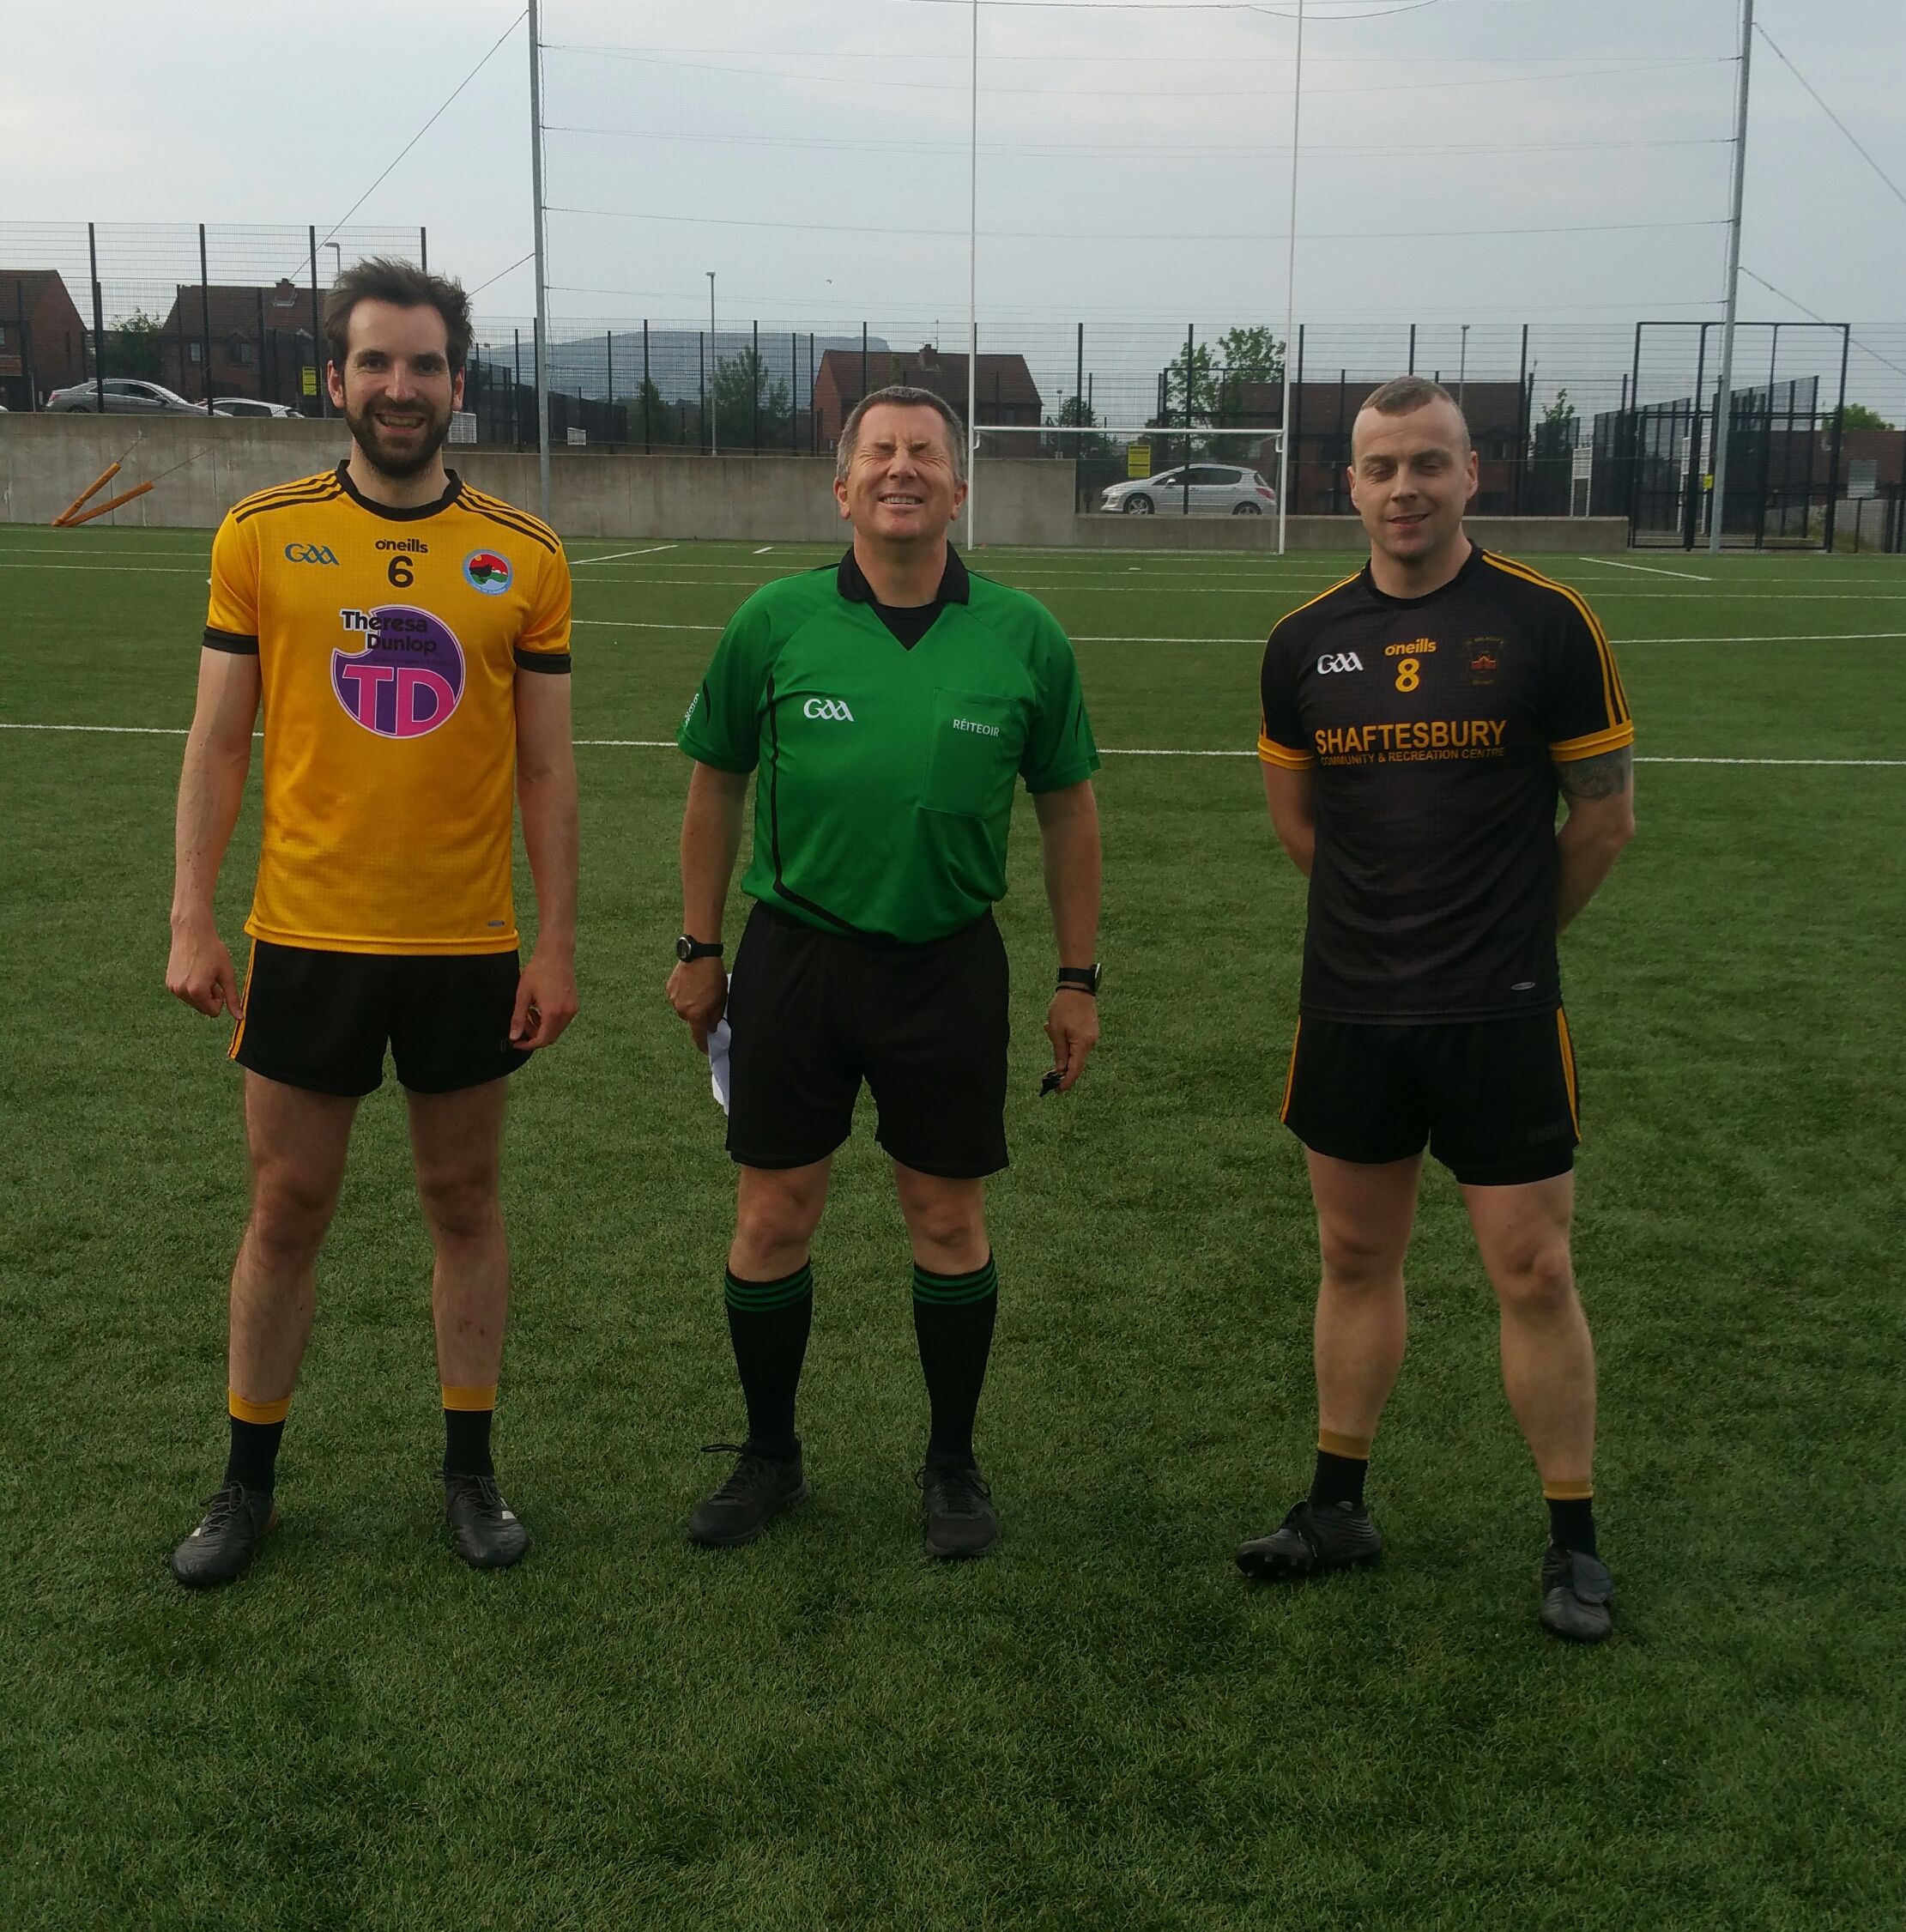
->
<box><xmin>675</xmin><ymin>936</ymin><xmax>693</xmax><ymax>962</ymax></box>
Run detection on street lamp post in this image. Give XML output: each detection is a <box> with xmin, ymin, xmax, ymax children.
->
<box><xmin>707</xmin><ymin>271</ymin><xmax>717</xmax><ymax>458</ymax></box>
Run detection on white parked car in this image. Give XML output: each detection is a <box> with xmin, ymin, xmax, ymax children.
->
<box><xmin>213</xmin><ymin>397</ymin><xmax>299</xmax><ymax>418</ymax></box>
<box><xmin>1102</xmin><ymin>464</ymin><xmax>1276</xmax><ymax>516</ymax></box>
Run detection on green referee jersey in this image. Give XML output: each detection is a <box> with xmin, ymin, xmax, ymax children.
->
<box><xmin>678</xmin><ymin>546</ymin><xmax>1100</xmax><ymax>943</ymax></box>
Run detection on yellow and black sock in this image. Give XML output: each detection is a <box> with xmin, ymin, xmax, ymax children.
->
<box><xmin>224</xmin><ymin>1390</ymin><xmax>290</xmax><ymax>1493</ymax></box>
<box><xmin>442</xmin><ymin>1385</ymin><xmax>498</xmax><ymax>1479</ymax></box>
<box><xmin>913</xmin><ymin>1256</ymin><xmax>999</xmax><ymax>1467</ymax></box>
<box><xmin>1310</xmin><ymin>1429</ymin><xmax>1372</xmax><ymax>1511</ymax></box>
<box><xmin>724</xmin><ymin>1262</ymin><xmax>814</xmax><ymax>1462</ymax></box>
<box><xmin>1545</xmin><ymin>1481</ymin><xmax>1597</xmax><ymax>1557</ymax></box>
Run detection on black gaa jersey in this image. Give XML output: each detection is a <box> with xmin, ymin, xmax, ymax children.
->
<box><xmin>1257</xmin><ymin>547</ymin><xmax>1632</xmax><ymax>1022</ymax></box>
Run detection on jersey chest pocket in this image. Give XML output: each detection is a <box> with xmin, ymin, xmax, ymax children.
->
<box><xmin>920</xmin><ymin>688</ymin><xmax>1022</xmax><ymax>820</ymax></box>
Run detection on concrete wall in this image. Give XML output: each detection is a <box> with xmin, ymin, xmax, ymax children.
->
<box><xmin>0</xmin><ymin>414</ymin><xmax>1626</xmax><ymax>551</ymax></box>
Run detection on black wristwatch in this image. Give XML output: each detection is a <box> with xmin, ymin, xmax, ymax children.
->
<box><xmin>675</xmin><ymin>935</ymin><xmax>723</xmax><ymax>963</ymax></box>
<box><xmin>1056</xmin><ymin>963</ymin><xmax>1101</xmax><ymax>996</ymax></box>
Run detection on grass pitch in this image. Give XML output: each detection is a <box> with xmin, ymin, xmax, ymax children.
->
<box><xmin>2</xmin><ymin>524</ymin><xmax>1903</xmax><ymax>1929</ymax></box>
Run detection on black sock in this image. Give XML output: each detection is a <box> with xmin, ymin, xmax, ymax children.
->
<box><xmin>912</xmin><ymin>1256</ymin><xmax>999</xmax><ymax>1467</ymax></box>
<box><xmin>1547</xmin><ymin>1494</ymin><xmax>1598</xmax><ymax>1558</ymax></box>
<box><xmin>725</xmin><ymin>1262</ymin><xmax>814</xmax><ymax>1461</ymax></box>
<box><xmin>443</xmin><ymin>1408</ymin><xmax>495</xmax><ymax>1480</ymax></box>
<box><xmin>223</xmin><ymin>1417</ymin><xmax>284</xmax><ymax>1494</ymax></box>
<box><xmin>1310</xmin><ymin>1448</ymin><xmax>1369</xmax><ymax>1511</ymax></box>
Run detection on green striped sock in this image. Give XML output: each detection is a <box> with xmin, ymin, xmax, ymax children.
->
<box><xmin>911</xmin><ymin>1257</ymin><xmax>998</xmax><ymax>1306</ymax></box>
<box><xmin>724</xmin><ymin>1261</ymin><xmax>814</xmax><ymax>1311</ymax></box>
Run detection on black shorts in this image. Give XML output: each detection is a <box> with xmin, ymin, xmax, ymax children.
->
<box><xmin>230</xmin><ymin>940</ymin><xmax>530</xmax><ymax>1097</ymax></box>
<box><xmin>724</xmin><ymin>902</ymin><xmax>1010</xmax><ymax>1178</ymax></box>
<box><xmin>1280</xmin><ymin>1009</ymin><xmax>1580</xmax><ymax>1186</ymax></box>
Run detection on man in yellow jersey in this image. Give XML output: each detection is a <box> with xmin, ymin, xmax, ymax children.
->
<box><xmin>1235</xmin><ymin>378</ymin><xmax>1635</xmax><ymax>1642</ymax></box>
<box><xmin>164</xmin><ymin>258</ymin><xmax>578</xmax><ymax>1585</ymax></box>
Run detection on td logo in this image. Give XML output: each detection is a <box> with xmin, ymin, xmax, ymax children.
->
<box><xmin>332</xmin><ymin>605</ymin><xmax>466</xmax><ymax>738</ymax></box>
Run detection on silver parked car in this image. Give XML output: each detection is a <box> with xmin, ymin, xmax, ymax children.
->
<box><xmin>47</xmin><ymin>378</ymin><xmax>207</xmax><ymax>415</ymax></box>
<box><xmin>1101</xmin><ymin>463</ymin><xmax>1276</xmax><ymax>516</ymax></box>
<box><xmin>213</xmin><ymin>397</ymin><xmax>299</xmax><ymax>418</ymax></box>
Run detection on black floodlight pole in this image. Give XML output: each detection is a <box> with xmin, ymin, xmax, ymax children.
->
<box><xmin>1183</xmin><ymin>322</ymin><xmax>1193</xmax><ymax>515</ymax></box>
<box><xmin>88</xmin><ymin>221</ymin><xmax>106</xmax><ymax>410</ymax></box>
<box><xmin>198</xmin><ymin>224</ymin><xmax>215</xmax><ymax>415</ymax></box>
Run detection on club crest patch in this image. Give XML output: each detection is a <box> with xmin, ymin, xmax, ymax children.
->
<box><xmin>464</xmin><ymin>549</ymin><xmax>512</xmax><ymax>595</ymax></box>
<box><xmin>332</xmin><ymin>606</ymin><xmax>466</xmax><ymax>738</ymax></box>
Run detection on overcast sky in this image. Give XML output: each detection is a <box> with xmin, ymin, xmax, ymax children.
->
<box><xmin>7</xmin><ymin>0</ymin><xmax>1903</xmax><ymax>414</ymax></box>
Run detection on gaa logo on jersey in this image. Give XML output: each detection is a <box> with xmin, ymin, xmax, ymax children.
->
<box><xmin>332</xmin><ymin>606</ymin><xmax>466</xmax><ymax>739</ymax></box>
<box><xmin>463</xmin><ymin>549</ymin><xmax>512</xmax><ymax>596</ymax></box>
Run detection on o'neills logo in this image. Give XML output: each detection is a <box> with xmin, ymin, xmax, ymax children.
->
<box><xmin>333</xmin><ymin>605</ymin><xmax>465</xmax><ymax>738</ymax></box>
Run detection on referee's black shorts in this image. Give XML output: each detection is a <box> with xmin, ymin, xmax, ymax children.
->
<box><xmin>1280</xmin><ymin>1009</ymin><xmax>1581</xmax><ymax>1186</ymax></box>
<box><xmin>724</xmin><ymin>901</ymin><xmax>1009</xmax><ymax>1178</ymax></box>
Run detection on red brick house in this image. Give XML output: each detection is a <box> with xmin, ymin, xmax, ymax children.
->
<box><xmin>156</xmin><ymin>279</ymin><xmax>318</xmax><ymax>408</ymax></box>
<box><xmin>0</xmin><ymin>270</ymin><xmax>88</xmax><ymax>409</ymax></box>
<box><xmin>813</xmin><ymin>343</ymin><xmax>1043</xmax><ymax>454</ymax></box>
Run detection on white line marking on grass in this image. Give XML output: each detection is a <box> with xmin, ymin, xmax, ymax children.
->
<box><xmin>572</xmin><ymin>618</ymin><xmax>721</xmax><ymax>631</ymax></box>
<box><xmin>1577</xmin><ymin>556</ymin><xmax>1713</xmax><ymax>580</ymax></box>
<box><xmin>0</xmin><ymin>721</ymin><xmax>188</xmax><ymax>736</ymax></box>
<box><xmin>0</xmin><ymin>562</ymin><xmax>208</xmax><ymax>574</ymax></box>
<box><xmin>570</xmin><ymin>544</ymin><xmax>676</xmax><ymax>566</ymax></box>
<box><xmin>6</xmin><ymin>721</ymin><xmax>1896</xmax><ymax>766</ymax></box>
<box><xmin>754</xmin><ymin>545</ymin><xmax>774</xmax><ymax>554</ymax></box>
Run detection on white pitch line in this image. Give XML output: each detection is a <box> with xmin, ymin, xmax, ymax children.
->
<box><xmin>1577</xmin><ymin>556</ymin><xmax>1713</xmax><ymax>581</ymax></box>
<box><xmin>754</xmin><ymin>545</ymin><xmax>774</xmax><ymax>554</ymax></box>
<box><xmin>569</xmin><ymin>543</ymin><xmax>677</xmax><ymax>566</ymax></box>
<box><xmin>572</xmin><ymin>618</ymin><xmax>721</xmax><ymax>631</ymax></box>
<box><xmin>4</xmin><ymin>720</ymin><xmax>1897</xmax><ymax>766</ymax></box>
<box><xmin>0</xmin><ymin>562</ymin><xmax>208</xmax><ymax>574</ymax></box>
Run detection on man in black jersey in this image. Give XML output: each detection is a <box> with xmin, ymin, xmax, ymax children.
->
<box><xmin>1236</xmin><ymin>378</ymin><xmax>1635</xmax><ymax>1643</ymax></box>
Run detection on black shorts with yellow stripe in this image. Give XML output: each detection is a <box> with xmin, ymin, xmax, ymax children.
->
<box><xmin>230</xmin><ymin>940</ymin><xmax>529</xmax><ymax>1097</ymax></box>
<box><xmin>1280</xmin><ymin>1010</ymin><xmax>1580</xmax><ymax>1186</ymax></box>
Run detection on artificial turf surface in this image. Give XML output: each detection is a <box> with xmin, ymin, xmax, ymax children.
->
<box><xmin>2</xmin><ymin>523</ymin><xmax>1903</xmax><ymax>1929</ymax></box>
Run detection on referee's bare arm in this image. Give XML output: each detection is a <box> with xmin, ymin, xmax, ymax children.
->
<box><xmin>1262</xmin><ymin>765</ymin><xmax>1316</xmax><ymax>877</ymax></box>
<box><xmin>1553</xmin><ymin>747</ymin><xmax>1635</xmax><ymax>932</ymax></box>
<box><xmin>1033</xmin><ymin>778</ymin><xmax>1102</xmax><ymax>1092</ymax></box>
<box><xmin>667</xmin><ymin>760</ymin><xmax>749</xmax><ymax>1051</ymax></box>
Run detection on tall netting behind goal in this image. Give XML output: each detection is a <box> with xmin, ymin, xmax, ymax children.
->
<box><xmin>967</xmin><ymin>423</ymin><xmax>1286</xmax><ymax>549</ymax></box>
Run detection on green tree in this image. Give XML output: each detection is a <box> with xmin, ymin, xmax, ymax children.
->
<box><xmin>1046</xmin><ymin>392</ymin><xmax>1108</xmax><ymax>457</ymax></box>
<box><xmin>1154</xmin><ymin>342</ymin><xmax>1219</xmax><ymax>431</ymax></box>
<box><xmin>1836</xmin><ymin>402</ymin><xmax>1894</xmax><ymax>431</ymax></box>
<box><xmin>621</xmin><ymin>379</ymin><xmax>695</xmax><ymax>446</ymax></box>
<box><xmin>1215</xmin><ymin>325</ymin><xmax>1286</xmax><ymax>385</ymax></box>
<box><xmin>1543</xmin><ymin>387</ymin><xmax>1577</xmax><ymax>426</ymax></box>
<box><xmin>712</xmin><ymin>349</ymin><xmax>791</xmax><ymax>451</ymax></box>
<box><xmin>113</xmin><ymin>307</ymin><xmax>164</xmax><ymax>379</ymax></box>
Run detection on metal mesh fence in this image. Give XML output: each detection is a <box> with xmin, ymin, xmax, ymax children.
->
<box><xmin>0</xmin><ymin>220</ymin><xmax>425</xmax><ymax>415</ymax></box>
<box><xmin>4</xmin><ymin>221</ymin><xmax>1902</xmax><ymax>546</ymax></box>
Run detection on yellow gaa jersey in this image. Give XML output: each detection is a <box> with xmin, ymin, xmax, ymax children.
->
<box><xmin>203</xmin><ymin>463</ymin><xmax>572</xmax><ymax>955</ymax></box>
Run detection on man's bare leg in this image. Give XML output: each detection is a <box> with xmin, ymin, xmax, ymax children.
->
<box><xmin>1461</xmin><ymin>1173</ymin><xmax>1596</xmax><ymax>1499</ymax></box>
<box><xmin>172</xmin><ymin>1074</ymin><xmax>357</xmax><ymax>1586</ymax></box>
<box><xmin>1237</xmin><ymin>1150</ymin><xmax>1419</xmax><ymax>1579</ymax></box>
<box><xmin>1462</xmin><ymin>1172</ymin><xmax>1612</xmax><ymax>1641</ymax></box>
<box><xmin>408</xmin><ymin>1078</ymin><xmax>526</xmax><ymax>1567</ymax></box>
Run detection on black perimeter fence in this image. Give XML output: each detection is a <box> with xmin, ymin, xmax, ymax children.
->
<box><xmin>5</xmin><ymin>225</ymin><xmax>1903</xmax><ymax>551</ymax></box>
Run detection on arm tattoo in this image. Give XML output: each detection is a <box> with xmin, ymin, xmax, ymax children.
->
<box><xmin>1556</xmin><ymin>746</ymin><xmax>1631</xmax><ymax>800</ymax></box>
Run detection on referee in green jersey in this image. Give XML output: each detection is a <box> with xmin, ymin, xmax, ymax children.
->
<box><xmin>666</xmin><ymin>385</ymin><xmax>1104</xmax><ymax>1558</ymax></box>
